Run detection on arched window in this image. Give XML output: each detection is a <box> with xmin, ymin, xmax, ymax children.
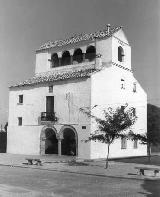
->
<box><xmin>85</xmin><ymin>46</ymin><xmax>96</xmax><ymax>62</ymax></box>
<box><xmin>118</xmin><ymin>46</ymin><xmax>124</xmax><ymax>62</ymax></box>
<box><xmin>61</xmin><ymin>51</ymin><xmax>71</xmax><ymax>66</ymax></box>
<box><xmin>51</xmin><ymin>53</ymin><xmax>59</xmax><ymax>67</ymax></box>
<box><xmin>73</xmin><ymin>48</ymin><xmax>83</xmax><ymax>63</ymax></box>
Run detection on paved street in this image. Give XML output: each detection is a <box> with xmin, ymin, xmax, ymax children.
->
<box><xmin>0</xmin><ymin>166</ymin><xmax>159</xmax><ymax>197</ymax></box>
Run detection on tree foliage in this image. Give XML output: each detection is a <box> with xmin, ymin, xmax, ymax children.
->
<box><xmin>129</xmin><ymin>104</ymin><xmax>160</xmax><ymax>162</ymax></box>
<box><xmin>147</xmin><ymin>104</ymin><xmax>160</xmax><ymax>145</ymax></box>
<box><xmin>80</xmin><ymin>104</ymin><xmax>137</xmax><ymax>168</ymax></box>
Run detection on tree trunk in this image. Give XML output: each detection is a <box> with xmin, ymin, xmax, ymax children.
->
<box><xmin>105</xmin><ymin>144</ymin><xmax>110</xmax><ymax>169</ymax></box>
<box><xmin>147</xmin><ymin>143</ymin><xmax>151</xmax><ymax>163</ymax></box>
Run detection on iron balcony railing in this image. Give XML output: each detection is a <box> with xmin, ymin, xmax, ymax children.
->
<box><xmin>41</xmin><ymin>112</ymin><xmax>58</xmax><ymax>122</ymax></box>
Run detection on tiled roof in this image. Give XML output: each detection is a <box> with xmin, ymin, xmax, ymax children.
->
<box><xmin>37</xmin><ymin>25</ymin><xmax>122</xmax><ymax>52</ymax></box>
<box><xmin>10</xmin><ymin>65</ymin><xmax>99</xmax><ymax>88</ymax></box>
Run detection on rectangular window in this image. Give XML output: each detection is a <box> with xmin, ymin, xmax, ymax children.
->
<box><xmin>133</xmin><ymin>83</ymin><xmax>137</xmax><ymax>92</ymax></box>
<box><xmin>18</xmin><ymin>117</ymin><xmax>22</xmax><ymax>126</ymax></box>
<box><xmin>46</xmin><ymin>96</ymin><xmax>54</xmax><ymax>113</ymax></box>
<box><xmin>133</xmin><ymin>139</ymin><xmax>138</xmax><ymax>149</ymax></box>
<box><xmin>18</xmin><ymin>95</ymin><xmax>23</xmax><ymax>104</ymax></box>
<box><xmin>121</xmin><ymin>137</ymin><xmax>127</xmax><ymax>149</ymax></box>
<box><xmin>49</xmin><ymin>85</ymin><xmax>53</xmax><ymax>93</ymax></box>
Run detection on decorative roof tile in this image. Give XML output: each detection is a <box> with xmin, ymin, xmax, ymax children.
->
<box><xmin>10</xmin><ymin>65</ymin><xmax>99</xmax><ymax>88</ymax></box>
<box><xmin>37</xmin><ymin>25</ymin><xmax>122</xmax><ymax>52</ymax></box>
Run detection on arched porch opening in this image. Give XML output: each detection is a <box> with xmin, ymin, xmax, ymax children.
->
<box><xmin>40</xmin><ymin>127</ymin><xmax>58</xmax><ymax>155</ymax></box>
<box><xmin>51</xmin><ymin>53</ymin><xmax>59</xmax><ymax>67</ymax></box>
<box><xmin>73</xmin><ymin>48</ymin><xmax>83</xmax><ymax>63</ymax></box>
<box><xmin>61</xmin><ymin>51</ymin><xmax>71</xmax><ymax>66</ymax></box>
<box><xmin>85</xmin><ymin>45</ymin><xmax>96</xmax><ymax>61</ymax></box>
<box><xmin>60</xmin><ymin>126</ymin><xmax>78</xmax><ymax>156</ymax></box>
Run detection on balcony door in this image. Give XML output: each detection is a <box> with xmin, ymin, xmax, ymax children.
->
<box><xmin>46</xmin><ymin>96</ymin><xmax>54</xmax><ymax>113</ymax></box>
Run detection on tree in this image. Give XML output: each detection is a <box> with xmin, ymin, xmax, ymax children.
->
<box><xmin>80</xmin><ymin>104</ymin><xmax>137</xmax><ymax>169</ymax></box>
<box><xmin>130</xmin><ymin>104</ymin><xmax>160</xmax><ymax>162</ymax></box>
<box><xmin>147</xmin><ymin>104</ymin><xmax>160</xmax><ymax>152</ymax></box>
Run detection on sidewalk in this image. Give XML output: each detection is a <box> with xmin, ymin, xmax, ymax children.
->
<box><xmin>0</xmin><ymin>153</ymin><xmax>159</xmax><ymax>180</ymax></box>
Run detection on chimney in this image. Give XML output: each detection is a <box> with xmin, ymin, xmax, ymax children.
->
<box><xmin>106</xmin><ymin>24</ymin><xmax>111</xmax><ymax>34</ymax></box>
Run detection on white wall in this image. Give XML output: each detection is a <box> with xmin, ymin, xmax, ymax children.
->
<box><xmin>90</xmin><ymin>65</ymin><xmax>147</xmax><ymax>159</ymax></box>
<box><xmin>7</xmin><ymin>125</ymin><xmax>42</xmax><ymax>155</ymax></box>
<box><xmin>90</xmin><ymin>139</ymin><xmax>146</xmax><ymax>159</ymax></box>
<box><xmin>7</xmin><ymin>123</ymin><xmax>91</xmax><ymax>158</ymax></box>
<box><xmin>96</xmin><ymin>38</ymin><xmax>112</xmax><ymax>65</ymax></box>
<box><xmin>8</xmin><ymin>78</ymin><xmax>92</xmax><ymax>156</ymax></box>
<box><xmin>8</xmin><ymin>78</ymin><xmax>91</xmax><ymax>126</ymax></box>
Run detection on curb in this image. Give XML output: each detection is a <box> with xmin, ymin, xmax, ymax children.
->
<box><xmin>0</xmin><ymin>163</ymin><xmax>159</xmax><ymax>181</ymax></box>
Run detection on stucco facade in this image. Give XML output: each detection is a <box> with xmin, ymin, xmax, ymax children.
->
<box><xmin>7</xmin><ymin>25</ymin><xmax>147</xmax><ymax>159</ymax></box>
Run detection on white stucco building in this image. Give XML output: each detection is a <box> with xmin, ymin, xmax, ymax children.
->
<box><xmin>7</xmin><ymin>25</ymin><xmax>147</xmax><ymax>159</ymax></box>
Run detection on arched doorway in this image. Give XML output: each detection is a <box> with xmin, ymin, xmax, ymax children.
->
<box><xmin>45</xmin><ymin>128</ymin><xmax>58</xmax><ymax>154</ymax></box>
<box><xmin>60</xmin><ymin>126</ymin><xmax>78</xmax><ymax>156</ymax></box>
<box><xmin>40</xmin><ymin>127</ymin><xmax>58</xmax><ymax>155</ymax></box>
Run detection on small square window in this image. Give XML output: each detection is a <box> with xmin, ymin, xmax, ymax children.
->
<box><xmin>49</xmin><ymin>86</ymin><xmax>53</xmax><ymax>93</ymax></box>
<box><xmin>18</xmin><ymin>117</ymin><xmax>22</xmax><ymax>126</ymax></box>
<box><xmin>133</xmin><ymin>139</ymin><xmax>138</xmax><ymax>149</ymax></box>
<box><xmin>19</xmin><ymin>95</ymin><xmax>23</xmax><ymax>104</ymax></box>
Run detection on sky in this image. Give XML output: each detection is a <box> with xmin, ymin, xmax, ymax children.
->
<box><xmin>0</xmin><ymin>0</ymin><xmax>159</xmax><ymax>126</ymax></box>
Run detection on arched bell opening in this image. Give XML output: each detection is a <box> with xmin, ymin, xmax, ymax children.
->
<box><xmin>118</xmin><ymin>46</ymin><xmax>124</xmax><ymax>62</ymax></box>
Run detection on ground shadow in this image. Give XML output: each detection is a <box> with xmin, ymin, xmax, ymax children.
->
<box><xmin>139</xmin><ymin>179</ymin><xmax>160</xmax><ymax>197</ymax></box>
<box><xmin>67</xmin><ymin>160</ymin><xmax>89</xmax><ymax>166</ymax></box>
<box><xmin>110</xmin><ymin>155</ymin><xmax>160</xmax><ymax>166</ymax></box>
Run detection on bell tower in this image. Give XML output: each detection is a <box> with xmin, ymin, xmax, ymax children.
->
<box><xmin>112</xmin><ymin>29</ymin><xmax>131</xmax><ymax>70</ymax></box>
